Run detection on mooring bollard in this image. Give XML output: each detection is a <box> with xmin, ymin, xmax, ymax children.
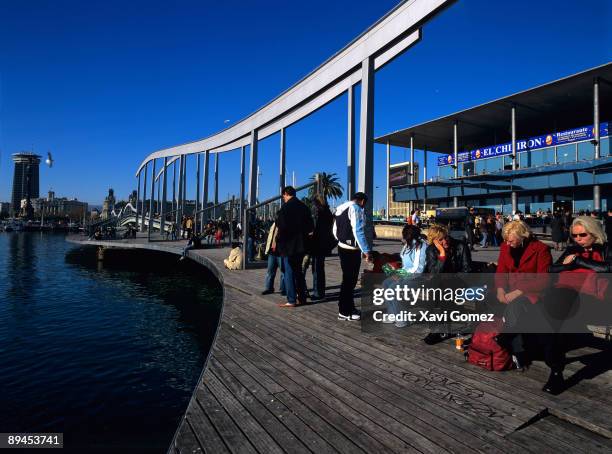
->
<box><xmin>96</xmin><ymin>246</ymin><xmax>105</xmax><ymax>261</ymax></box>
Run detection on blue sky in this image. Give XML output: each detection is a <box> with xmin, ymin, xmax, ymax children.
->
<box><xmin>0</xmin><ymin>0</ymin><xmax>610</xmax><ymax>208</ymax></box>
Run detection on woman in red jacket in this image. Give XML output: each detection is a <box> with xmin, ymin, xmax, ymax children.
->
<box><xmin>495</xmin><ymin>220</ymin><xmax>552</xmax><ymax>375</ymax></box>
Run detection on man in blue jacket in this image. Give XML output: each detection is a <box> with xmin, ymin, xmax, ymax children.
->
<box><xmin>333</xmin><ymin>192</ymin><xmax>372</xmax><ymax>321</ymax></box>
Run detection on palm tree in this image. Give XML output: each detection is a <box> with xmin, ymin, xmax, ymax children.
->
<box><xmin>309</xmin><ymin>172</ymin><xmax>343</xmax><ymax>201</ymax></box>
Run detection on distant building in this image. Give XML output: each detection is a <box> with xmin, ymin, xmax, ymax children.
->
<box><xmin>32</xmin><ymin>190</ymin><xmax>88</xmax><ymax>219</ymax></box>
<box><xmin>101</xmin><ymin>188</ymin><xmax>116</xmax><ymax>220</ymax></box>
<box><xmin>11</xmin><ymin>153</ymin><xmax>41</xmax><ymax>217</ymax></box>
<box><xmin>0</xmin><ymin>202</ymin><xmax>10</xmax><ymax>216</ymax></box>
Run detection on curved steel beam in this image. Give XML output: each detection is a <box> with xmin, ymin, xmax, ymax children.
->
<box><xmin>136</xmin><ymin>0</ymin><xmax>453</xmax><ymax>175</ymax></box>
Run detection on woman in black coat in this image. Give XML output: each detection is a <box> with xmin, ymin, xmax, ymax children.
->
<box><xmin>309</xmin><ymin>195</ymin><xmax>336</xmax><ymax>300</ymax></box>
<box><xmin>550</xmin><ymin>212</ymin><xmax>565</xmax><ymax>251</ymax></box>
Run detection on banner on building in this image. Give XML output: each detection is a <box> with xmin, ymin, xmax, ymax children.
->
<box><xmin>438</xmin><ymin>122</ymin><xmax>609</xmax><ymax>166</ymax></box>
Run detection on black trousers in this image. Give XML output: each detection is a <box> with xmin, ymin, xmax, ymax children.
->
<box><xmin>338</xmin><ymin>248</ymin><xmax>361</xmax><ymax>316</ymax></box>
<box><xmin>500</xmin><ymin>297</ymin><xmax>566</xmax><ymax>372</ymax></box>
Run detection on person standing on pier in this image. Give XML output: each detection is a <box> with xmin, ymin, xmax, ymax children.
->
<box><xmin>333</xmin><ymin>192</ymin><xmax>372</xmax><ymax>321</ymax></box>
<box><xmin>275</xmin><ymin>186</ymin><xmax>314</xmax><ymax>307</ymax></box>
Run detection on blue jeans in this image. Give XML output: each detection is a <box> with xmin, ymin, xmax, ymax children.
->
<box><xmin>480</xmin><ymin>231</ymin><xmax>488</xmax><ymax>247</ymax></box>
<box><xmin>311</xmin><ymin>255</ymin><xmax>326</xmax><ymax>298</ymax></box>
<box><xmin>264</xmin><ymin>254</ymin><xmax>285</xmax><ymax>294</ymax></box>
<box><xmin>247</xmin><ymin>237</ymin><xmax>255</xmax><ymax>262</ymax></box>
<box><xmin>282</xmin><ymin>255</ymin><xmax>305</xmax><ymax>304</ymax></box>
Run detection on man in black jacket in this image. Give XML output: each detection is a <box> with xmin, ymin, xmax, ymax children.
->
<box><xmin>275</xmin><ymin>186</ymin><xmax>314</xmax><ymax>307</ymax></box>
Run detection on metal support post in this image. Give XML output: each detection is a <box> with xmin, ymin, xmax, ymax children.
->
<box><xmin>423</xmin><ymin>147</ymin><xmax>428</xmax><ymax>210</ymax></box>
<box><xmin>214</xmin><ymin>152</ymin><xmax>219</xmax><ymax>219</ymax></box>
<box><xmin>511</xmin><ymin>191</ymin><xmax>518</xmax><ymax>215</ymax></box>
<box><xmin>242</xmin><ymin>209</ymin><xmax>249</xmax><ymax>270</ymax></box>
<box><xmin>195</xmin><ymin>154</ymin><xmax>201</xmax><ymax>234</ymax></box>
<box><xmin>148</xmin><ymin>159</ymin><xmax>156</xmax><ymax>240</ymax></box>
<box><xmin>410</xmin><ymin>134</ymin><xmax>415</xmax><ymax>184</ymax></box>
<box><xmin>248</xmin><ymin>130</ymin><xmax>259</xmax><ymax>207</ymax></box>
<box><xmin>202</xmin><ymin>150</ymin><xmax>209</xmax><ymax>224</ymax></box>
<box><xmin>386</xmin><ymin>141</ymin><xmax>390</xmax><ymax>220</ymax></box>
<box><xmin>140</xmin><ymin>163</ymin><xmax>148</xmax><ymax>232</ymax></box>
<box><xmin>453</xmin><ymin>120</ymin><xmax>459</xmax><ymax>179</ymax></box>
<box><xmin>160</xmin><ymin>157</ymin><xmax>167</xmax><ymax>234</ymax></box>
<box><xmin>594</xmin><ymin>77</ymin><xmax>601</xmax><ymax>211</ymax></box>
<box><xmin>347</xmin><ymin>85</ymin><xmax>356</xmax><ymax>199</ymax></box>
<box><xmin>594</xmin><ymin>77</ymin><xmax>600</xmax><ymax>159</ymax></box>
<box><xmin>239</xmin><ymin>146</ymin><xmax>245</xmax><ymax>228</ymax></box>
<box><xmin>229</xmin><ymin>196</ymin><xmax>235</xmax><ymax>245</ymax></box>
<box><xmin>172</xmin><ymin>160</ymin><xmax>176</xmax><ymax>212</ymax></box>
<box><xmin>135</xmin><ymin>170</ymin><xmax>141</xmax><ymax>228</ymax></box>
<box><xmin>511</xmin><ymin>105</ymin><xmax>517</xmax><ymax>170</ymax></box>
<box><xmin>280</xmin><ymin>128</ymin><xmax>286</xmax><ymax>195</ymax></box>
<box><xmin>181</xmin><ymin>156</ymin><xmax>187</xmax><ymax>216</ymax></box>
<box><xmin>358</xmin><ymin>57</ymin><xmax>374</xmax><ymax>243</ymax></box>
<box><xmin>176</xmin><ymin>155</ymin><xmax>184</xmax><ymax>228</ymax></box>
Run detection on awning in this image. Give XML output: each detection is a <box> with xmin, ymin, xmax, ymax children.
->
<box><xmin>375</xmin><ymin>62</ymin><xmax>612</xmax><ymax>154</ymax></box>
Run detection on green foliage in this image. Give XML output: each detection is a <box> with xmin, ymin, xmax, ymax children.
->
<box><xmin>309</xmin><ymin>172</ymin><xmax>343</xmax><ymax>201</ymax></box>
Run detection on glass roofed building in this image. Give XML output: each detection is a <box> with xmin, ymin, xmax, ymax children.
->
<box><xmin>376</xmin><ymin>62</ymin><xmax>611</xmax><ymax>215</ymax></box>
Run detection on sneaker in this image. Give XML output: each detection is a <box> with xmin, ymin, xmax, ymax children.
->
<box><xmin>512</xmin><ymin>352</ymin><xmax>528</xmax><ymax>371</ymax></box>
<box><xmin>423</xmin><ymin>332</ymin><xmax>450</xmax><ymax>345</ymax></box>
<box><xmin>542</xmin><ymin>371</ymin><xmax>565</xmax><ymax>395</ymax></box>
<box><xmin>338</xmin><ymin>310</ymin><xmax>361</xmax><ymax>321</ymax></box>
<box><xmin>261</xmin><ymin>289</ymin><xmax>274</xmax><ymax>295</ymax></box>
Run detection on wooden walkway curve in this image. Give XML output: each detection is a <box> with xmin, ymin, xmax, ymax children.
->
<box><xmin>67</xmin><ymin>236</ymin><xmax>612</xmax><ymax>453</ymax></box>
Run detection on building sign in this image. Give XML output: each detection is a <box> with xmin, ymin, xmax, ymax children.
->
<box><xmin>438</xmin><ymin>122</ymin><xmax>609</xmax><ymax>166</ymax></box>
<box><xmin>389</xmin><ymin>164</ymin><xmax>411</xmax><ymax>187</ymax></box>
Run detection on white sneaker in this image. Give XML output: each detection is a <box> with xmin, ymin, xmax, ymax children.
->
<box><xmin>338</xmin><ymin>310</ymin><xmax>361</xmax><ymax>321</ymax></box>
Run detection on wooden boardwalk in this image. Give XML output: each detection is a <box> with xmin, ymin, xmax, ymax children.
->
<box><xmin>68</xmin><ymin>236</ymin><xmax>612</xmax><ymax>453</ymax></box>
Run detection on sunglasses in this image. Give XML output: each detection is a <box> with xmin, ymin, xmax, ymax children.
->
<box><xmin>571</xmin><ymin>233</ymin><xmax>589</xmax><ymax>238</ymax></box>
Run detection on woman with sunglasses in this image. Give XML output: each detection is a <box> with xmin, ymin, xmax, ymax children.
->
<box><xmin>550</xmin><ymin>216</ymin><xmax>610</xmax><ymax>273</ymax></box>
<box><xmin>541</xmin><ymin>216</ymin><xmax>611</xmax><ymax>394</ymax></box>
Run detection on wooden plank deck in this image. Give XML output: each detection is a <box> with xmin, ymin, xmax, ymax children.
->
<box><xmin>67</xmin><ymin>235</ymin><xmax>612</xmax><ymax>453</ymax></box>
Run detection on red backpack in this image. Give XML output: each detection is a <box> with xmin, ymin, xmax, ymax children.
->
<box><xmin>467</xmin><ymin>318</ymin><xmax>512</xmax><ymax>371</ymax></box>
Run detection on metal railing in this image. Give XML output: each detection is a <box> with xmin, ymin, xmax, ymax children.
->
<box><xmin>193</xmin><ymin>197</ymin><xmax>237</xmax><ymax>245</ymax></box>
<box><xmin>241</xmin><ymin>173</ymin><xmax>322</xmax><ymax>269</ymax></box>
<box><xmin>86</xmin><ymin>209</ymin><xmax>135</xmax><ymax>236</ymax></box>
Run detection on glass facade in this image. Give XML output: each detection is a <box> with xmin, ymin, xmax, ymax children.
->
<box><xmin>403</xmin><ymin>127</ymin><xmax>611</xmax><ymax>214</ymax></box>
<box><xmin>602</xmin><ymin>137</ymin><xmax>610</xmax><ymax>157</ymax></box>
<box><xmin>578</xmin><ymin>141</ymin><xmax>595</xmax><ymax>161</ymax></box>
<box><xmin>529</xmin><ymin>147</ymin><xmax>555</xmax><ymax>167</ymax></box>
<box><xmin>474</xmin><ymin>156</ymin><xmax>504</xmax><ymax>174</ymax></box>
<box><xmin>555</xmin><ymin>144</ymin><xmax>575</xmax><ymax>164</ymax></box>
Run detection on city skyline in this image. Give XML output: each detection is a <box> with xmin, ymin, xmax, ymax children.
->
<box><xmin>0</xmin><ymin>0</ymin><xmax>610</xmax><ymax>207</ymax></box>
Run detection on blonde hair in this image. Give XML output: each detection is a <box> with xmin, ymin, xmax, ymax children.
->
<box><xmin>426</xmin><ymin>224</ymin><xmax>448</xmax><ymax>245</ymax></box>
<box><xmin>502</xmin><ymin>220</ymin><xmax>531</xmax><ymax>241</ymax></box>
<box><xmin>571</xmin><ymin>216</ymin><xmax>607</xmax><ymax>245</ymax></box>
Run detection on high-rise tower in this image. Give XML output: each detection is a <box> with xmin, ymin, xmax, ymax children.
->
<box><xmin>11</xmin><ymin>153</ymin><xmax>41</xmax><ymax>216</ymax></box>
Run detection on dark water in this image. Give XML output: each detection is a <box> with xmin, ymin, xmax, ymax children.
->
<box><xmin>0</xmin><ymin>233</ymin><xmax>222</xmax><ymax>453</ymax></box>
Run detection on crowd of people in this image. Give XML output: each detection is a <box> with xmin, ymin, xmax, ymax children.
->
<box><xmin>93</xmin><ymin>189</ymin><xmax>611</xmax><ymax>397</ymax></box>
<box><xmin>379</xmin><ymin>215</ymin><xmax>610</xmax><ymax>395</ymax></box>
<box><xmin>252</xmin><ymin>193</ymin><xmax>611</xmax><ymax>396</ymax></box>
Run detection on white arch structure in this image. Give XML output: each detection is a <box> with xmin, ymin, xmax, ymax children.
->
<box><xmin>134</xmin><ymin>0</ymin><xmax>454</xmax><ymax>234</ymax></box>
